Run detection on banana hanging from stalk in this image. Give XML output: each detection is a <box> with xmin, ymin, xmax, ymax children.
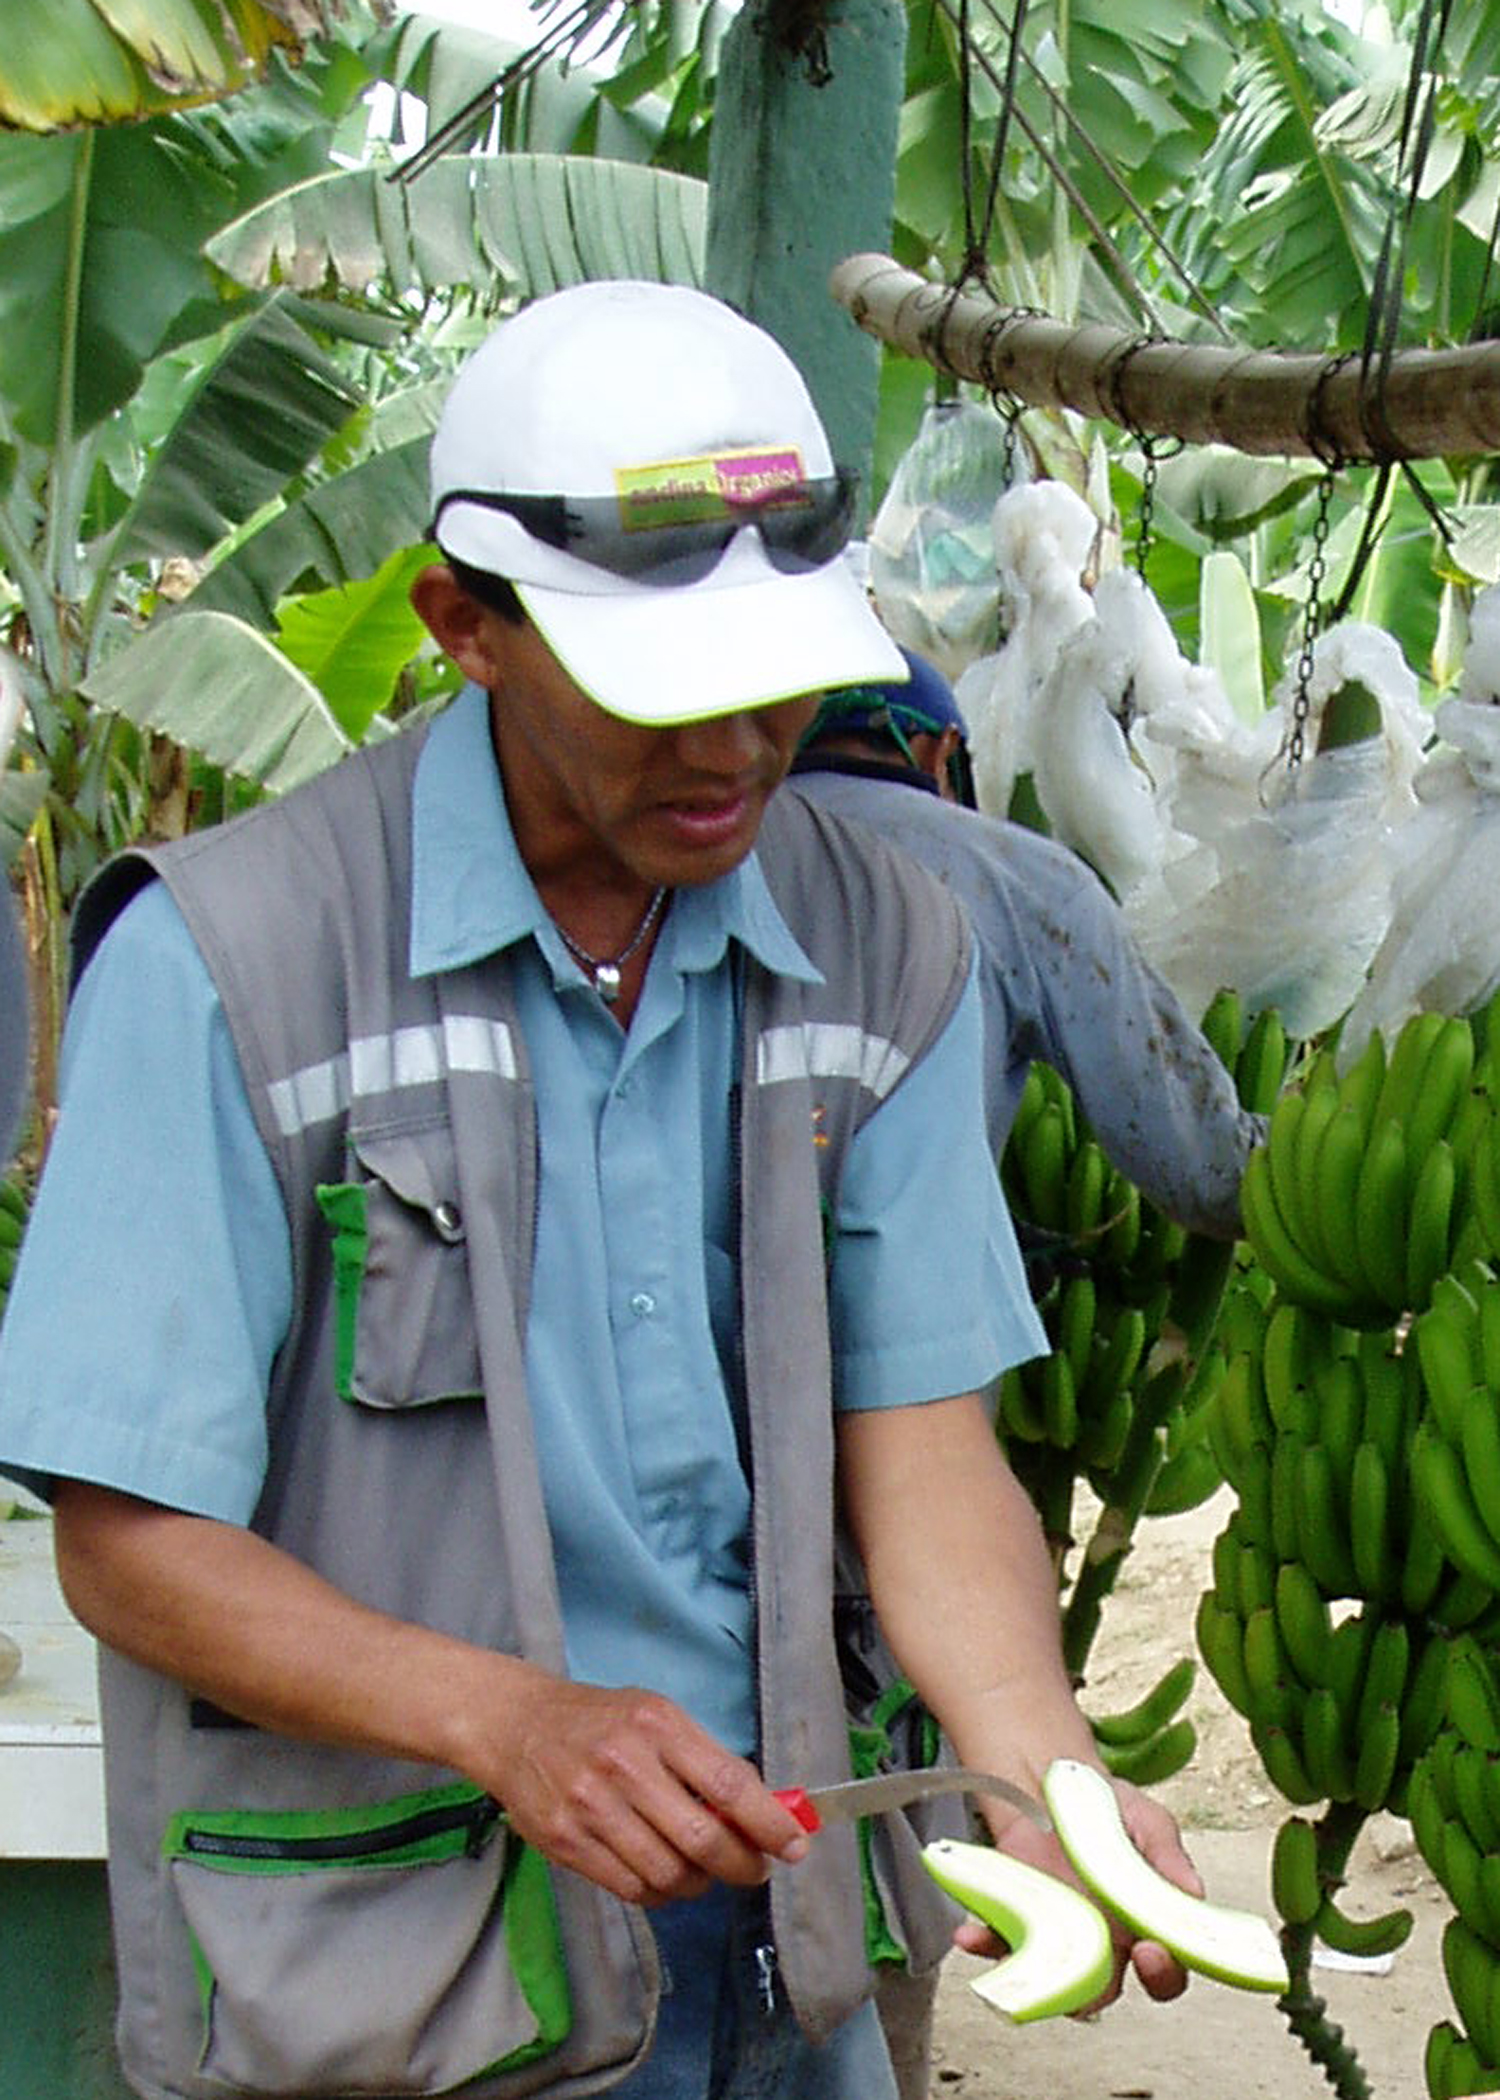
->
<box><xmin>1240</xmin><ymin>1010</ymin><xmax>1500</xmax><ymax>1325</ymax></box>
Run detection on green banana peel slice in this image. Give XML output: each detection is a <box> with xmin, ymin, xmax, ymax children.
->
<box><xmin>1043</xmin><ymin>1758</ymin><xmax>1289</xmax><ymax>1993</ymax></box>
<box><xmin>920</xmin><ymin>1837</ymin><xmax>1114</xmax><ymax>2022</ymax></box>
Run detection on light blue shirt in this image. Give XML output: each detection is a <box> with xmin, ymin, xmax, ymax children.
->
<box><xmin>0</xmin><ymin>687</ymin><xmax>1043</xmax><ymax>1747</ymax></box>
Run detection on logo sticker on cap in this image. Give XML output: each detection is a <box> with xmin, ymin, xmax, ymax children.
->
<box><xmin>614</xmin><ymin>448</ymin><xmax>810</xmax><ymax>533</ymax></box>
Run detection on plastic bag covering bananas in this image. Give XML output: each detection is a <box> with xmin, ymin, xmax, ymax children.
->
<box><xmin>1240</xmin><ymin>1008</ymin><xmax>1500</xmax><ymax>1326</ymax></box>
<box><xmin>1410</xmin><ymin>1639</ymin><xmax>1500</xmax><ymax>2088</ymax></box>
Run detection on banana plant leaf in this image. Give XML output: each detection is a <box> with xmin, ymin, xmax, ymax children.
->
<box><xmin>0</xmin><ymin>0</ymin><xmax>335</xmax><ymax>132</ymax></box>
<box><xmin>0</xmin><ymin>773</ymin><xmax>47</xmax><ymax>870</ymax></box>
<box><xmin>1200</xmin><ymin>550</ymin><xmax>1267</xmax><ymax>726</ymax></box>
<box><xmin>0</xmin><ymin>124</ymin><xmax>256</xmax><ymax>444</ymax></box>
<box><xmin>273</xmin><ymin>545</ymin><xmax>437</xmax><ymax>742</ymax></box>
<box><xmin>80</xmin><ymin>611</ymin><xmax>350</xmax><ymax>794</ymax></box>
<box><xmin>1448</xmin><ymin>507</ymin><xmax>1500</xmax><ymax>588</ymax></box>
<box><xmin>190</xmin><ymin>429</ymin><xmax>436</xmax><ymax>629</ymax></box>
<box><xmin>108</xmin><ymin>297</ymin><xmax>365</xmax><ymax>573</ymax></box>
<box><xmin>382</xmin><ymin>9</ymin><xmax>665</xmax><ymax>164</ymax></box>
<box><xmin>206</xmin><ymin>152</ymin><xmax>707</xmax><ymax>301</ymax></box>
<box><xmin>1181</xmin><ymin>20</ymin><xmax>1384</xmax><ymax>347</ymax></box>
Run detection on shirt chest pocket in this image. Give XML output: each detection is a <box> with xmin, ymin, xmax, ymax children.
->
<box><xmin>316</xmin><ymin>1125</ymin><xmax>484</xmax><ymax>1410</ymax></box>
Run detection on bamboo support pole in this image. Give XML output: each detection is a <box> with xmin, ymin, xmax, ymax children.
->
<box><xmin>831</xmin><ymin>253</ymin><xmax>1500</xmax><ymax>462</ymax></box>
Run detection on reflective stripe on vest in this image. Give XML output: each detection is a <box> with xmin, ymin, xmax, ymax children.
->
<box><xmin>267</xmin><ymin>1017</ymin><xmax>520</xmax><ymax>1136</ymax></box>
<box><xmin>755</xmin><ymin>1021</ymin><xmax>910</xmax><ymax>1101</ymax></box>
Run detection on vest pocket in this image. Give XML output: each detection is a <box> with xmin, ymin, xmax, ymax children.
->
<box><xmin>163</xmin><ymin>1782</ymin><xmax>571</xmax><ymax>2095</ymax></box>
<box><xmin>317</xmin><ymin>1125</ymin><xmax>483</xmax><ymax>1409</ymax></box>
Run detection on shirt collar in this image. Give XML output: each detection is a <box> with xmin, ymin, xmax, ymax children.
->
<box><xmin>408</xmin><ymin>684</ymin><xmax>821</xmax><ymax>987</ymax></box>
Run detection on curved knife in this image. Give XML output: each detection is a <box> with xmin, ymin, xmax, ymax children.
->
<box><xmin>773</xmin><ymin>1767</ymin><xmax>1051</xmax><ymax>1835</ymax></box>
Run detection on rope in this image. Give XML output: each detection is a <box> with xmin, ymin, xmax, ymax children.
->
<box><xmin>1356</xmin><ymin>0</ymin><xmax>1453</xmax><ymax>463</ymax></box>
<box><xmin>392</xmin><ymin>1</ymin><xmax>604</xmax><ymax>183</ymax></box>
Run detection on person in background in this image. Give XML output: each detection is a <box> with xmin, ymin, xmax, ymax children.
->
<box><xmin>790</xmin><ymin>648</ymin><xmax>1263</xmax><ymax>1239</ymax></box>
<box><xmin>791</xmin><ymin>648</ymin><xmax>1261</xmax><ymax>2099</ymax></box>
<box><xmin>0</xmin><ymin>282</ymin><xmax>1200</xmax><ymax>2100</ymax></box>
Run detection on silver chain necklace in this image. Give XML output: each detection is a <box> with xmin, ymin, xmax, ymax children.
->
<box><xmin>553</xmin><ymin>886</ymin><xmax>667</xmax><ymax>1004</ymax></box>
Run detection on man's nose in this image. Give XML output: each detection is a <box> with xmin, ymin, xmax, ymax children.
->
<box><xmin>673</xmin><ymin>710</ymin><xmax>767</xmax><ymax>774</ymax></box>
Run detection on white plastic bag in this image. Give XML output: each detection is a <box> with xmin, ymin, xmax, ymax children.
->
<box><xmin>868</xmin><ymin>399</ymin><xmax>1017</xmax><ymax>683</ymax></box>
<box><xmin>1125</xmin><ymin>623</ymin><xmax>1425</xmax><ymax>1038</ymax></box>
<box><xmin>961</xmin><ymin>481</ymin><xmax>1100</xmax><ymax>820</ymax></box>
<box><xmin>1339</xmin><ymin>692</ymin><xmax>1500</xmax><ymax>1062</ymax></box>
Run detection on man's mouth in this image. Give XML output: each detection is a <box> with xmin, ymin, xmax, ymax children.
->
<box><xmin>658</xmin><ymin>790</ymin><xmax>757</xmax><ymax>845</ymax></box>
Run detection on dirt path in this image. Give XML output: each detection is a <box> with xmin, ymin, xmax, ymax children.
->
<box><xmin>927</xmin><ymin>1488</ymin><xmax>1453</xmax><ymax>2099</ymax></box>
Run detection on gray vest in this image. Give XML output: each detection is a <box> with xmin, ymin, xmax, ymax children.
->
<box><xmin>73</xmin><ymin>718</ymin><xmax>973</xmax><ymax>2100</ymax></box>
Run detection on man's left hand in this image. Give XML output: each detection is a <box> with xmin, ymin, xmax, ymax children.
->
<box><xmin>957</xmin><ymin>1775</ymin><xmax>1201</xmax><ymax>2009</ymax></box>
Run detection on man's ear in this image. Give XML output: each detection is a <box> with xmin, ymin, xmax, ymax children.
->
<box><xmin>908</xmin><ymin>726</ymin><xmax>961</xmax><ymax>787</ymax></box>
<box><xmin>410</xmin><ymin>563</ymin><xmax>502</xmax><ymax>686</ymax></box>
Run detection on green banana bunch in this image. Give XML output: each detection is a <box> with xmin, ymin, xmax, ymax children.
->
<box><xmin>1235</xmin><ymin>1006</ymin><xmax>1292</xmax><ymax>1117</ymax></box>
<box><xmin>1208</xmin><ymin>1300</ymin><xmax>1473</xmax><ymax>1622</ymax></box>
<box><xmin>1408</xmin><ymin>1639</ymin><xmax>1500</xmax><ymax>2088</ymax></box>
<box><xmin>1144</xmin><ymin>1344</ymin><xmax>1229</xmax><ymax>1518</ymax></box>
<box><xmin>1426</xmin><ymin>2016</ymin><xmax>1496</xmax><ymax>2100</ymax></box>
<box><xmin>1270</xmin><ymin>1810</ymin><xmax>1416</xmax><ymax>1957</ymax></box>
<box><xmin>1240</xmin><ymin>1011</ymin><xmax>1500</xmax><ymax>1327</ymax></box>
<box><xmin>0</xmin><ymin>1175</ymin><xmax>28</xmax><ymax>1322</ymax></box>
<box><xmin>997</xmin><ymin>1059</ymin><xmax>1223</xmax><ymax>1495</ymax></box>
<box><xmin>1200</xmin><ymin>1370</ymin><xmax>1454</xmax><ymax>1794</ymax></box>
<box><xmin>1411</xmin><ymin>1275</ymin><xmax>1500</xmax><ymax>1598</ymax></box>
<box><xmin>995</xmin><ymin>1281</ymin><xmax>1147</xmax><ymax>1463</ymax></box>
<box><xmin>1198</xmin><ymin>1478</ymin><xmax>1444</xmax><ymax>1817</ymax></box>
<box><xmin>1197</xmin><ymin>986</ymin><xmax>1244</xmax><ymax>1077</ymax></box>
<box><xmin>1086</xmin><ymin>1654</ymin><xmax>1198</xmax><ymax>1785</ymax></box>
<box><xmin>1441</xmin><ymin>1919</ymin><xmax>1500</xmax><ymax>2083</ymax></box>
<box><xmin>1269</xmin><ymin>1814</ymin><xmax>1322</xmax><ymax>1927</ymax></box>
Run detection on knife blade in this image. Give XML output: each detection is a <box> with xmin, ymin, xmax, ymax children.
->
<box><xmin>773</xmin><ymin>1766</ymin><xmax>1051</xmax><ymax>1835</ymax></box>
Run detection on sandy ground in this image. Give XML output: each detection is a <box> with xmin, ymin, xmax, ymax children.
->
<box><xmin>927</xmin><ymin>1488</ymin><xmax>1456</xmax><ymax>2099</ymax></box>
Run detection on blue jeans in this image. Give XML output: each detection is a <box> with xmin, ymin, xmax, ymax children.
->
<box><xmin>610</xmin><ymin>1884</ymin><xmax>900</xmax><ymax>2100</ymax></box>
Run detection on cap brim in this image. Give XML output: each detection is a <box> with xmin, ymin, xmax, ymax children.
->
<box><xmin>515</xmin><ymin>554</ymin><xmax>908</xmax><ymax>726</ymax></box>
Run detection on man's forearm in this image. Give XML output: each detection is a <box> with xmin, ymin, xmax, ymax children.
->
<box><xmin>52</xmin><ymin>1480</ymin><xmax>516</xmax><ymax>1776</ymax></box>
<box><xmin>838</xmin><ymin>1392</ymin><xmax>1202</xmax><ymax>2007</ymax></box>
<box><xmin>51</xmin><ymin>1480</ymin><xmax>809</xmax><ymax>1906</ymax></box>
<box><xmin>836</xmin><ymin>1393</ymin><xmax>1097</xmax><ymax>1789</ymax></box>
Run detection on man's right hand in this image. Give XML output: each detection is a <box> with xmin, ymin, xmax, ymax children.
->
<box><xmin>467</xmin><ymin>1671</ymin><xmax>811</xmax><ymax>1906</ymax></box>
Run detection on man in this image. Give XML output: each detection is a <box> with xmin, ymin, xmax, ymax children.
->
<box><xmin>790</xmin><ymin>649</ymin><xmax>1264</xmax><ymax>1238</ymax></box>
<box><xmin>0</xmin><ymin>281</ymin><xmax>1195</xmax><ymax>2100</ymax></box>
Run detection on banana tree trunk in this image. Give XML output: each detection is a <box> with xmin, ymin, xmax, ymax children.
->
<box><xmin>706</xmin><ymin>1</ymin><xmax>906</xmax><ymax>504</ymax></box>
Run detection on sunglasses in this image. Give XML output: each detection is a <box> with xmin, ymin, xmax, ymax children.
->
<box><xmin>431</xmin><ymin>467</ymin><xmax>858</xmax><ymax>588</ymax></box>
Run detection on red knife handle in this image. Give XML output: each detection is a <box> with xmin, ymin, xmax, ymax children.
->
<box><xmin>772</xmin><ymin>1787</ymin><xmax>822</xmax><ymax>1833</ymax></box>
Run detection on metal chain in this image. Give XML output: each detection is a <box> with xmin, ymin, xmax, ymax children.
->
<box><xmin>1102</xmin><ymin>333</ymin><xmax>1172</xmax><ymax>582</ymax></box>
<box><xmin>989</xmin><ymin>388</ymin><xmax>1026</xmax><ymax>490</ymax></box>
<box><xmin>1135</xmin><ymin>438</ymin><xmax>1159</xmax><ymax>579</ymax></box>
<box><xmin>1286</xmin><ymin>465</ymin><xmax>1339</xmax><ymax>773</ymax></box>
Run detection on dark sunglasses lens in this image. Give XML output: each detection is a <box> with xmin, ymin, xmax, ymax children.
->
<box><xmin>758</xmin><ymin>475</ymin><xmax>859</xmax><ymax>571</ymax></box>
<box><xmin>434</xmin><ymin>474</ymin><xmax>856</xmax><ymax>586</ymax></box>
<box><xmin>581</xmin><ymin>476</ymin><xmax>855</xmax><ymax>585</ymax></box>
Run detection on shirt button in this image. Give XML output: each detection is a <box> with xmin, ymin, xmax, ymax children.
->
<box><xmin>629</xmin><ymin>1292</ymin><xmax>657</xmax><ymax>1318</ymax></box>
